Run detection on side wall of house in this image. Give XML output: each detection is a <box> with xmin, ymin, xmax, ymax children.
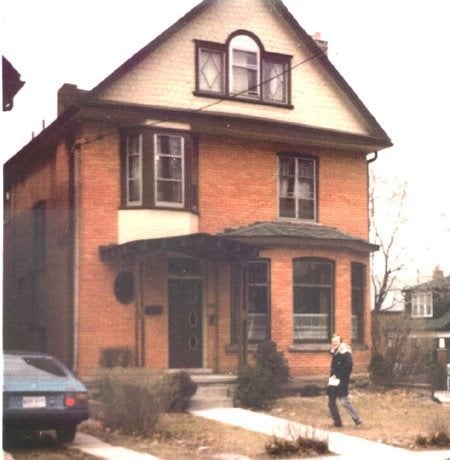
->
<box><xmin>4</xmin><ymin>142</ymin><xmax>74</xmax><ymax>367</ymax></box>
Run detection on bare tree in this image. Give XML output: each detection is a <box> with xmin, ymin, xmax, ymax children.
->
<box><xmin>369</xmin><ymin>172</ymin><xmax>408</xmax><ymax>312</ymax></box>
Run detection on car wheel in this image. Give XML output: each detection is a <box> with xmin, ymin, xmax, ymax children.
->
<box><xmin>56</xmin><ymin>425</ymin><xmax>77</xmax><ymax>443</ymax></box>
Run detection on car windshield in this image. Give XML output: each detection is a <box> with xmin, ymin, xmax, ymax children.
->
<box><xmin>4</xmin><ymin>355</ymin><xmax>69</xmax><ymax>379</ymax></box>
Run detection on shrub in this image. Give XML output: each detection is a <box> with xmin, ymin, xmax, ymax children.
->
<box><xmin>300</xmin><ymin>384</ymin><xmax>322</xmax><ymax>397</ymax></box>
<box><xmin>265</xmin><ymin>436</ymin><xmax>329</xmax><ymax>457</ymax></box>
<box><xmin>368</xmin><ymin>352</ymin><xmax>393</xmax><ymax>385</ymax></box>
<box><xmin>416</xmin><ymin>414</ymin><xmax>450</xmax><ymax>448</ymax></box>
<box><xmin>96</xmin><ymin>376</ymin><xmax>160</xmax><ymax>436</ymax></box>
<box><xmin>253</xmin><ymin>341</ymin><xmax>290</xmax><ymax>384</ymax></box>
<box><xmin>93</xmin><ymin>369</ymin><xmax>198</xmax><ymax>435</ymax></box>
<box><xmin>99</xmin><ymin>347</ymin><xmax>133</xmax><ymax>368</ymax></box>
<box><xmin>234</xmin><ymin>341</ymin><xmax>290</xmax><ymax>409</ymax></box>
<box><xmin>234</xmin><ymin>365</ymin><xmax>276</xmax><ymax>409</ymax></box>
<box><xmin>158</xmin><ymin>371</ymin><xmax>198</xmax><ymax>412</ymax></box>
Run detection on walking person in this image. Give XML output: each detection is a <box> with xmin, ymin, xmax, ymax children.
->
<box><xmin>327</xmin><ymin>334</ymin><xmax>362</xmax><ymax>427</ymax></box>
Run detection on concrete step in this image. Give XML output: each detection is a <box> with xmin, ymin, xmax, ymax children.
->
<box><xmin>189</xmin><ymin>373</ymin><xmax>237</xmax><ymax>410</ymax></box>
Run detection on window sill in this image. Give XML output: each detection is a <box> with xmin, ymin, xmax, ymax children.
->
<box><xmin>193</xmin><ymin>91</ymin><xmax>294</xmax><ymax>109</ymax></box>
<box><xmin>225</xmin><ymin>343</ymin><xmax>259</xmax><ymax>353</ymax></box>
<box><xmin>289</xmin><ymin>343</ymin><xmax>330</xmax><ymax>352</ymax></box>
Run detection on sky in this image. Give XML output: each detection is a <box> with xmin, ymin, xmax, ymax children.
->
<box><xmin>1</xmin><ymin>0</ymin><xmax>449</xmax><ymax>291</ymax></box>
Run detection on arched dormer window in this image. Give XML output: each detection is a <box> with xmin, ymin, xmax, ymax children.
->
<box><xmin>229</xmin><ymin>34</ymin><xmax>260</xmax><ymax>98</ymax></box>
<box><xmin>195</xmin><ymin>31</ymin><xmax>292</xmax><ymax>107</ymax></box>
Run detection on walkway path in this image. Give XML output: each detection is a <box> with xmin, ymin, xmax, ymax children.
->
<box><xmin>191</xmin><ymin>407</ymin><xmax>450</xmax><ymax>460</ymax></box>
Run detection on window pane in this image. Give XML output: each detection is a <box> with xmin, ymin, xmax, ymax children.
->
<box><xmin>157</xmin><ymin>156</ymin><xmax>182</xmax><ymax>180</ymax></box>
<box><xmin>248</xmin><ymin>263</ymin><xmax>267</xmax><ymax>284</ymax></box>
<box><xmin>298</xmin><ymin>199</ymin><xmax>314</xmax><ymax>219</ymax></box>
<box><xmin>128</xmin><ymin>180</ymin><xmax>141</xmax><ymax>203</ymax></box>
<box><xmin>279</xmin><ymin>198</ymin><xmax>295</xmax><ymax>217</ymax></box>
<box><xmin>233</xmin><ymin>50</ymin><xmax>257</xmax><ymax>66</ymax></box>
<box><xmin>128</xmin><ymin>155</ymin><xmax>140</xmax><ymax>179</ymax></box>
<box><xmin>263</xmin><ymin>61</ymin><xmax>287</xmax><ymax>103</ymax></box>
<box><xmin>157</xmin><ymin>135</ymin><xmax>182</xmax><ymax>156</ymax></box>
<box><xmin>279</xmin><ymin>157</ymin><xmax>295</xmax><ymax>176</ymax></box>
<box><xmin>157</xmin><ymin>181</ymin><xmax>182</xmax><ymax>203</ymax></box>
<box><xmin>126</xmin><ymin>134</ymin><xmax>142</xmax><ymax>204</ymax></box>
<box><xmin>233</xmin><ymin>66</ymin><xmax>258</xmax><ymax>96</ymax></box>
<box><xmin>199</xmin><ymin>49</ymin><xmax>224</xmax><ymax>93</ymax></box>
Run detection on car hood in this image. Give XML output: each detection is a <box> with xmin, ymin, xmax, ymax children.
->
<box><xmin>3</xmin><ymin>376</ymin><xmax>87</xmax><ymax>393</ymax></box>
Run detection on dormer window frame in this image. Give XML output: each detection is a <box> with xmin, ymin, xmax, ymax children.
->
<box><xmin>195</xmin><ymin>31</ymin><xmax>292</xmax><ymax>108</ymax></box>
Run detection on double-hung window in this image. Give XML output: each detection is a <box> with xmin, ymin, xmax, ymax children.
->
<box><xmin>121</xmin><ymin>129</ymin><xmax>197</xmax><ymax>211</ymax></box>
<box><xmin>155</xmin><ymin>134</ymin><xmax>184</xmax><ymax>207</ymax></box>
<box><xmin>411</xmin><ymin>292</ymin><xmax>433</xmax><ymax>318</ymax></box>
<box><xmin>293</xmin><ymin>258</ymin><xmax>333</xmax><ymax>342</ymax></box>
<box><xmin>279</xmin><ymin>155</ymin><xmax>317</xmax><ymax>220</ymax></box>
<box><xmin>196</xmin><ymin>33</ymin><xmax>291</xmax><ymax>106</ymax></box>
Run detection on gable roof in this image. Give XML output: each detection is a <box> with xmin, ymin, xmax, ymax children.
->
<box><xmin>5</xmin><ymin>0</ymin><xmax>392</xmax><ymax>174</ymax></box>
<box><xmin>222</xmin><ymin>221</ymin><xmax>378</xmax><ymax>253</ymax></box>
<box><xmin>85</xmin><ymin>0</ymin><xmax>391</xmax><ymax>145</ymax></box>
<box><xmin>403</xmin><ymin>275</ymin><xmax>450</xmax><ymax>293</ymax></box>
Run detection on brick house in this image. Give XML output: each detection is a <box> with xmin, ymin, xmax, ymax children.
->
<box><xmin>3</xmin><ymin>0</ymin><xmax>392</xmax><ymax>378</ymax></box>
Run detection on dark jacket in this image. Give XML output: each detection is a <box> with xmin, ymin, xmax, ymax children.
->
<box><xmin>327</xmin><ymin>343</ymin><xmax>353</xmax><ymax>397</ymax></box>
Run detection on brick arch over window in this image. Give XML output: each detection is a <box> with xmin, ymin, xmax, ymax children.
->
<box><xmin>292</xmin><ymin>257</ymin><xmax>334</xmax><ymax>343</ymax></box>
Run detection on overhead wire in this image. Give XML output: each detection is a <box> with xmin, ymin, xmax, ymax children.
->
<box><xmin>74</xmin><ymin>47</ymin><xmax>326</xmax><ymax>148</ymax></box>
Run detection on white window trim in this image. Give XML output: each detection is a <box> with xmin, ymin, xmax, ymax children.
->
<box><xmin>126</xmin><ymin>134</ymin><xmax>143</xmax><ymax>206</ymax></box>
<box><xmin>411</xmin><ymin>291</ymin><xmax>433</xmax><ymax>318</ymax></box>
<box><xmin>154</xmin><ymin>134</ymin><xmax>185</xmax><ymax>208</ymax></box>
<box><xmin>229</xmin><ymin>35</ymin><xmax>260</xmax><ymax>98</ymax></box>
<box><xmin>278</xmin><ymin>156</ymin><xmax>317</xmax><ymax>221</ymax></box>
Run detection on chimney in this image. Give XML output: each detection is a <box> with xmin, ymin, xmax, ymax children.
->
<box><xmin>57</xmin><ymin>83</ymin><xmax>86</xmax><ymax>116</ymax></box>
<box><xmin>311</xmin><ymin>32</ymin><xmax>328</xmax><ymax>55</ymax></box>
<box><xmin>433</xmin><ymin>265</ymin><xmax>444</xmax><ymax>280</ymax></box>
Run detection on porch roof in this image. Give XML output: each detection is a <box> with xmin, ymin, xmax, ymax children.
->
<box><xmin>221</xmin><ymin>221</ymin><xmax>379</xmax><ymax>253</ymax></box>
<box><xmin>99</xmin><ymin>232</ymin><xmax>260</xmax><ymax>263</ymax></box>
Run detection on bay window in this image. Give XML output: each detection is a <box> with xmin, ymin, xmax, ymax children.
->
<box><xmin>293</xmin><ymin>258</ymin><xmax>333</xmax><ymax>342</ymax></box>
<box><xmin>121</xmin><ymin>129</ymin><xmax>197</xmax><ymax>211</ymax></box>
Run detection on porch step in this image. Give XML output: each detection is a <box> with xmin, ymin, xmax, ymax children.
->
<box><xmin>188</xmin><ymin>373</ymin><xmax>237</xmax><ymax>410</ymax></box>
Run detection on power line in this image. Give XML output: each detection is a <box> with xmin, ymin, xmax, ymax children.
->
<box><xmin>75</xmin><ymin>48</ymin><xmax>326</xmax><ymax>148</ymax></box>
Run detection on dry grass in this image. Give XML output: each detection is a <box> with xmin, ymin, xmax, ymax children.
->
<box><xmin>79</xmin><ymin>387</ymin><xmax>450</xmax><ymax>458</ymax></box>
<box><xmin>267</xmin><ymin>387</ymin><xmax>450</xmax><ymax>449</ymax></box>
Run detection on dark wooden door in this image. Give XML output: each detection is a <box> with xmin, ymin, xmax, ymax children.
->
<box><xmin>168</xmin><ymin>279</ymin><xmax>202</xmax><ymax>368</ymax></box>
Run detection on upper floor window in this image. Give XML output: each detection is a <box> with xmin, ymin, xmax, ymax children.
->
<box><xmin>411</xmin><ymin>291</ymin><xmax>433</xmax><ymax>318</ymax></box>
<box><xmin>121</xmin><ymin>129</ymin><xmax>197</xmax><ymax>211</ymax></box>
<box><xmin>196</xmin><ymin>32</ymin><xmax>291</xmax><ymax>106</ymax></box>
<box><xmin>293</xmin><ymin>258</ymin><xmax>334</xmax><ymax>342</ymax></box>
<box><xmin>278</xmin><ymin>155</ymin><xmax>317</xmax><ymax>220</ymax></box>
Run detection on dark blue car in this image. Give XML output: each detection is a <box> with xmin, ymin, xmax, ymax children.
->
<box><xmin>3</xmin><ymin>351</ymin><xmax>89</xmax><ymax>443</ymax></box>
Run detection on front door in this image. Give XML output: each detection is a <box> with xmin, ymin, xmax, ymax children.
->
<box><xmin>168</xmin><ymin>279</ymin><xmax>203</xmax><ymax>368</ymax></box>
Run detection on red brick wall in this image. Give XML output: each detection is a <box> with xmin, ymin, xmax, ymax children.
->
<box><xmin>198</xmin><ymin>135</ymin><xmax>369</xmax><ymax>240</ymax></box>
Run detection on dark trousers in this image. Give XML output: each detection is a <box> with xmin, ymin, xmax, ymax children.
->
<box><xmin>328</xmin><ymin>394</ymin><xmax>361</xmax><ymax>426</ymax></box>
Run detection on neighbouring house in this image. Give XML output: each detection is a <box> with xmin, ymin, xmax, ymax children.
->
<box><xmin>402</xmin><ymin>267</ymin><xmax>450</xmax><ymax>355</ymax></box>
<box><xmin>3</xmin><ymin>0</ymin><xmax>392</xmax><ymax>378</ymax></box>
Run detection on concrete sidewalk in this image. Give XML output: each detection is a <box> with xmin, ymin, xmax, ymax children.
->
<box><xmin>190</xmin><ymin>407</ymin><xmax>450</xmax><ymax>460</ymax></box>
<box><xmin>70</xmin><ymin>432</ymin><xmax>159</xmax><ymax>460</ymax></box>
